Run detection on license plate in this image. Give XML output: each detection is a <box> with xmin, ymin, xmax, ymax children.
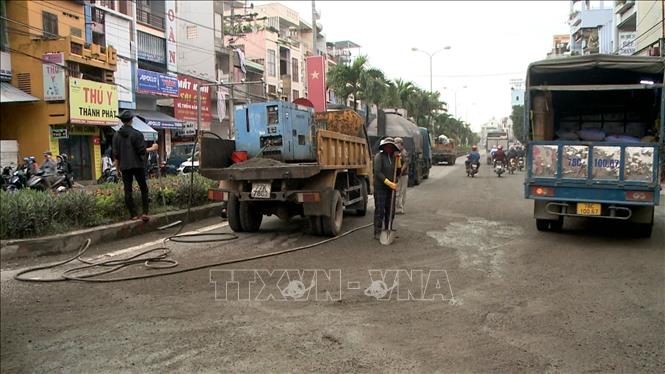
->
<box><xmin>251</xmin><ymin>182</ymin><xmax>271</xmax><ymax>199</ymax></box>
<box><xmin>577</xmin><ymin>203</ymin><xmax>601</xmax><ymax>216</ymax></box>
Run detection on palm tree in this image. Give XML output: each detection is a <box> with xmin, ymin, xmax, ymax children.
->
<box><xmin>327</xmin><ymin>55</ymin><xmax>369</xmax><ymax>109</ymax></box>
<box><xmin>359</xmin><ymin>67</ymin><xmax>387</xmax><ymax>110</ymax></box>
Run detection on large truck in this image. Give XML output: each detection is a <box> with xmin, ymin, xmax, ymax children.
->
<box><xmin>367</xmin><ymin>110</ymin><xmax>431</xmax><ymax>185</ymax></box>
<box><xmin>432</xmin><ymin>134</ymin><xmax>458</xmax><ymax>165</ymax></box>
<box><xmin>201</xmin><ymin>101</ymin><xmax>372</xmax><ymax>236</ymax></box>
<box><xmin>485</xmin><ymin>130</ymin><xmax>509</xmax><ymax>164</ymax></box>
<box><xmin>524</xmin><ymin>55</ymin><xmax>663</xmax><ymax>237</ymax></box>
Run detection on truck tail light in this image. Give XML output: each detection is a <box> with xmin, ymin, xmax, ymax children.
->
<box><xmin>296</xmin><ymin>192</ymin><xmax>320</xmax><ymax>203</ymax></box>
<box><xmin>530</xmin><ymin>186</ymin><xmax>555</xmax><ymax>197</ymax></box>
<box><xmin>626</xmin><ymin>191</ymin><xmax>653</xmax><ymax>201</ymax></box>
<box><xmin>232</xmin><ymin>151</ymin><xmax>248</xmax><ymax>164</ymax></box>
<box><xmin>208</xmin><ymin>189</ymin><xmax>228</xmax><ymax>201</ymax></box>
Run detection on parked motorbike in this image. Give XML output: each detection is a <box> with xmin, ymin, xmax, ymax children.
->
<box><xmin>493</xmin><ymin>160</ymin><xmax>505</xmax><ymax>177</ymax></box>
<box><xmin>5</xmin><ymin>157</ymin><xmax>36</xmax><ymax>192</ymax></box>
<box><xmin>27</xmin><ymin>157</ymin><xmax>73</xmax><ymax>192</ymax></box>
<box><xmin>1</xmin><ymin>166</ymin><xmax>13</xmax><ymax>189</ymax></box>
<box><xmin>466</xmin><ymin>161</ymin><xmax>479</xmax><ymax>178</ymax></box>
<box><xmin>160</xmin><ymin>161</ymin><xmax>178</xmax><ymax>176</ymax></box>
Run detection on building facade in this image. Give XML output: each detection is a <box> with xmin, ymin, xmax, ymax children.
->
<box><xmin>634</xmin><ymin>0</ymin><xmax>664</xmax><ymax>56</ymax></box>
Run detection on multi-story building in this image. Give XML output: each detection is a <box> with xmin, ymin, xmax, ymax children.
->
<box><xmin>546</xmin><ymin>34</ymin><xmax>571</xmax><ymax>58</ymax></box>
<box><xmin>634</xmin><ymin>0</ymin><xmax>663</xmax><ymax>56</ymax></box>
<box><xmin>509</xmin><ymin>79</ymin><xmax>524</xmax><ymax>107</ymax></box>
<box><xmin>614</xmin><ymin>0</ymin><xmax>637</xmax><ymax>55</ymax></box>
<box><xmin>568</xmin><ymin>0</ymin><xmax>614</xmax><ymax>55</ymax></box>
<box><xmin>1</xmin><ymin>0</ymin><xmax>118</xmax><ymax>181</ymax></box>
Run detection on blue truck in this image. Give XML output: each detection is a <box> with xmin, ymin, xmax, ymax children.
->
<box><xmin>524</xmin><ymin>55</ymin><xmax>663</xmax><ymax>237</ymax></box>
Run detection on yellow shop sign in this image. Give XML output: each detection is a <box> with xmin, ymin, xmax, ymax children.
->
<box><xmin>69</xmin><ymin>78</ymin><xmax>118</xmax><ymax>125</ymax></box>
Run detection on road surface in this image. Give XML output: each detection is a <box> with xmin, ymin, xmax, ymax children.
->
<box><xmin>2</xmin><ymin>157</ymin><xmax>664</xmax><ymax>372</ymax></box>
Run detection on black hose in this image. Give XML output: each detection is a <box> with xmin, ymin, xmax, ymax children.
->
<box><xmin>13</xmin><ymin>224</ymin><xmax>372</xmax><ymax>283</ymax></box>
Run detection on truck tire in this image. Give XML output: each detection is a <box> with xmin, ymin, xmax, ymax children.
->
<box><xmin>321</xmin><ymin>190</ymin><xmax>343</xmax><ymax>236</ymax></box>
<box><xmin>636</xmin><ymin>223</ymin><xmax>653</xmax><ymax>238</ymax></box>
<box><xmin>413</xmin><ymin>163</ymin><xmax>422</xmax><ymax>186</ymax></box>
<box><xmin>227</xmin><ymin>194</ymin><xmax>244</xmax><ymax>232</ymax></box>
<box><xmin>450</xmin><ymin>157</ymin><xmax>456</xmax><ymax>165</ymax></box>
<box><xmin>239</xmin><ymin>201</ymin><xmax>262</xmax><ymax>232</ymax></box>
<box><xmin>536</xmin><ymin>219</ymin><xmax>550</xmax><ymax>231</ymax></box>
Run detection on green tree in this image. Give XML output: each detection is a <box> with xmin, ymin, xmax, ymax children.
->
<box><xmin>327</xmin><ymin>55</ymin><xmax>369</xmax><ymax>109</ymax></box>
<box><xmin>510</xmin><ymin>105</ymin><xmax>526</xmax><ymax>143</ymax></box>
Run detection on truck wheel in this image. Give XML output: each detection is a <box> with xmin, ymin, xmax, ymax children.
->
<box><xmin>321</xmin><ymin>190</ymin><xmax>343</xmax><ymax>236</ymax></box>
<box><xmin>413</xmin><ymin>165</ymin><xmax>422</xmax><ymax>186</ymax></box>
<box><xmin>450</xmin><ymin>157</ymin><xmax>456</xmax><ymax>165</ymax></box>
<box><xmin>536</xmin><ymin>219</ymin><xmax>550</xmax><ymax>231</ymax></box>
<box><xmin>239</xmin><ymin>201</ymin><xmax>262</xmax><ymax>232</ymax></box>
<box><xmin>550</xmin><ymin>217</ymin><xmax>564</xmax><ymax>232</ymax></box>
<box><xmin>227</xmin><ymin>194</ymin><xmax>244</xmax><ymax>232</ymax></box>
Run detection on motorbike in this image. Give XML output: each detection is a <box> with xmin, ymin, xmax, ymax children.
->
<box><xmin>493</xmin><ymin>160</ymin><xmax>505</xmax><ymax>177</ymax></box>
<box><xmin>508</xmin><ymin>158</ymin><xmax>517</xmax><ymax>175</ymax></box>
<box><xmin>5</xmin><ymin>157</ymin><xmax>36</xmax><ymax>192</ymax></box>
<box><xmin>98</xmin><ymin>165</ymin><xmax>119</xmax><ymax>184</ymax></box>
<box><xmin>517</xmin><ymin>157</ymin><xmax>525</xmax><ymax>172</ymax></box>
<box><xmin>27</xmin><ymin>162</ymin><xmax>72</xmax><ymax>192</ymax></box>
<box><xmin>466</xmin><ymin>161</ymin><xmax>479</xmax><ymax>178</ymax></box>
<box><xmin>1</xmin><ymin>166</ymin><xmax>13</xmax><ymax>189</ymax></box>
<box><xmin>160</xmin><ymin>161</ymin><xmax>178</xmax><ymax>176</ymax></box>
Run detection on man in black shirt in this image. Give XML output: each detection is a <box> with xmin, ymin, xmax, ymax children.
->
<box><xmin>112</xmin><ymin>110</ymin><xmax>158</xmax><ymax>221</ymax></box>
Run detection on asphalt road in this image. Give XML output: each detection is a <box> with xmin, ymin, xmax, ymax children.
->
<box><xmin>2</xmin><ymin>158</ymin><xmax>664</xmax><ymax>372</ymax></box>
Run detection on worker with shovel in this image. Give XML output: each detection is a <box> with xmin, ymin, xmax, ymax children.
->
<box><xmin>373</xmin><ymin>137</ymin><xmax>401</xmax><ymax>244</ymax></box>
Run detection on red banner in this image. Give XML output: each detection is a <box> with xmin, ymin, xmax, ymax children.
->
<box><xmin>174</xmin><ymin>75</ymin><xmax>212</xmax><ymax>127</ymax></box>
<box><xmin>306</xmin><ymin>56</ymin><xmax>326</xmax><ymax>112</ymax></box>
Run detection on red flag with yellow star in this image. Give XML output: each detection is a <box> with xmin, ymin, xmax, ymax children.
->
<box><xmin>306</xmin><ymin>55</ymin><xmax>326</xmax><ymax>112</ymax></box>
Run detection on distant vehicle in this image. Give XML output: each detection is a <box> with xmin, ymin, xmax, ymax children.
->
<box><xmin>177</xmin><ymin>151</ymin><xmax>199</xmax><ymax>174</ymax></box>
<box><xmin>524</xmin><ymin>54</ymin><xmax>663</xmax><ymax>237</ymax></box>
<box><xmin>418</xmin><ymin>127</ymin><xmax>432</xmax><ymax>179</ymax></box>
<box><xmin>486</xmin><ymin>131</ymin><xmax>509</xmax><ymax>164</ymax></box>
<box><xmin>432</xmin><ymin>134</ymin><xmax>458</xmax><ymax>165</ymax></box>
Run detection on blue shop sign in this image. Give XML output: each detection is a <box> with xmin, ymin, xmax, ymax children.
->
<box><xmin>137</xmin><ymin>69</ymin><xmax>179</xmax><ymax>97</ymax></box>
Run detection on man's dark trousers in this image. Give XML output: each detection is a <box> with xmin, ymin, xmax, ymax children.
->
<box><xmin>121</xmin><ymin>167</ymin><xmax>149</xmax><ymax>217</ymax></box>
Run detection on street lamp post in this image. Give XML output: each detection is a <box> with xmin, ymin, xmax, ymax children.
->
<box><xmin>411</xmin><ymin>46</ymin><xmax>451</xmax><ymax>92</ymax></box>
<box><xmin>442</xmin><ymin>85</ymin><xmax>467</xmax><ymax>118</ymax></box>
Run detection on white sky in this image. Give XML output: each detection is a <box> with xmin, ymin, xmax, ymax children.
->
<box><xmin>256</xmin><ymin>1</ymin><xmax>571</xmax><ymax>132</ymax></box>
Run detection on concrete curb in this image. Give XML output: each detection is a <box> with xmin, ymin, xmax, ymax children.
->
<box><xmin>0</xmin><ymin>203</ymin><xmax>224</xmax><ymax>260</ymax></box>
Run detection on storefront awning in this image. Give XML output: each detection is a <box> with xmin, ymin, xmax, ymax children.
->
<box><xmin>134</xmin><ymin>110</ymin><xmax>184</xmax><ymax>129</ymax></box>
<box><xmin>1</xmin><ymin>82</ymin><xmax>39</xmax><ymax>103</ymax></box>
<box><xmin>112</xmin><ymin>117</ymin><xmax>158</xmax><ymax>142</ymax></box>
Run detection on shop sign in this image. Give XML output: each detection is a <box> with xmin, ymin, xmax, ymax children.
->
<box><xmin>137</xmin><ymin>69</ymin><xmax>179</xmax><ymax>97</ymax></box>
<box><xmin>174</xmin><ymin>75</ymin><xmax>212</xmax><ymax>127</ymax></box>
<box><xmin>69</xmin><ymin>125</ymin><xmax>99</xmax><ymax>136</ymax></box>
<box><xmin>43</xmin><ymin>53</ymin><xmax>66</xmax><ymax>101</ymax></box>
<box><xmin>618</xmin><ymin>32</ymin><xmax>636</xmax><ymax>56</ymax></box>
<box><xmin>0</xmin><ymin>51</ymin><xmax>11</xmax><ymax>81</ymax></box>
<box><xmin>69</xmin><ymin>78</ymin><xmax>118</xmax><ymax>125</ymax></box>
<box><xmin>165</xmin><ymin>0</ymin><xmax>177</xmax><ymax>72</ymax></box>
<box><xmin>51</xmin><ymin>127</ymin><xmax>69</xmax><ymax>139</ymax></box>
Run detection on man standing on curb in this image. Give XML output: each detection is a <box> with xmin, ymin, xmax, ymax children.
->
<box><xmin>112</xmin><ymin>110</ymin><xmax>158</xmax><ymax>221</ymax></box>
<box><xmin>394</xmin><ymin>137</ymin><xmax>409</xmax><ymax>215</ymax></box>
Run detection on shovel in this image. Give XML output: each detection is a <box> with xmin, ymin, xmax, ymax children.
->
<box><xmin>380</xmin><ymin>154</ymin><xmax>400</xmax><ymax>245</ymax></box>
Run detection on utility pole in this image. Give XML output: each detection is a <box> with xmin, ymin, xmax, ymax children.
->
<box><xmin>228</xmin><ymin>2</ymin><xmax>235</xmax><ymax>139</ymax></box>
<box><xmin>311</xmin><ymin>0</ymin><xmax>317</xmax><ymax>55</ymax></box>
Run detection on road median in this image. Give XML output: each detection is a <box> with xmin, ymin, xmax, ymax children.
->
<box><xmin>0</xmin><ymin>203</ymin><xmax>223</xmax><ymax>260</ymax></box>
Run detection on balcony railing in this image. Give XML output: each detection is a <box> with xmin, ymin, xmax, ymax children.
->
<box><xmin>137</xmin><ymin>8</ymin><xmax>164</xmax><ymax>31</ymax></box>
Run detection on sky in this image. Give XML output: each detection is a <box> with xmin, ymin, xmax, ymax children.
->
<box><xmin>255</xmin><ymin>0</ymin><xmax>571</xmax><ymax>132</ymax></box>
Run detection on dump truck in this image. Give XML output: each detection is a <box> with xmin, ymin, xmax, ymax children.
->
<box><xmin>201</xmin><ymin>101</ymin><xmax>373</xmax><ymax>236</ymax></box>
<box><xmin>432</xmin><ymin>134</ymin><xmax>458</xmax><ymax>165</ymax></box>
<box><xmin>367</xmin><ymin>110</ymin><xmax>431</xmax><ymax>185</ymax></box>
<box><xmin>485</xmin><ymin>130</ymin><xmax>509</xmax><ymax>164</ymax></box>
<box><xmin>524</xmin><ymin>54</ymin><xmax>663</xmax><ymax>237</ymax></box>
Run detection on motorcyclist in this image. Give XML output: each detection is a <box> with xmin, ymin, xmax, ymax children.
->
<box><xmin>492</xmin><ymin>145</ymin><xmax>507</xmax><ymax>167</ymax></box>
<box><xmin>39</xmin><ymin>151</ymin><xmax>57</xmax><ymax>175</ymax></box>
<box><xmin>465</xmin><ymin>145</ymin><xmax>481</xmax><ymax>172</ymax></box>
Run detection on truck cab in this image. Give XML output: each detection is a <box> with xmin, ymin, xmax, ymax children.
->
<box><xmin>524</xmin><ymin>55</ymin><xmax>664</xmax><ymax>237</ymax></box>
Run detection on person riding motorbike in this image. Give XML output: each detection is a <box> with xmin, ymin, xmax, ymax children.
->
<box><xmin>492</xmin><ymin>145</ymin><xmax>507</xmax><ymax>167</ymax></box>
<box><xmin>39</xmin><ymin>151</ymin><xmax>57</xmax><ymax>175</ymax></box>
<box><xmin>465</xmin><ymin>145</ymin><xmax>481</xmax><ymax>172</ymax></box>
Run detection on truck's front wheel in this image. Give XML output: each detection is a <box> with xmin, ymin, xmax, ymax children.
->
<box><xmin>240</xmin><ymin>201</ymin><xmax>262</xmax><ymax>232</ymax></box>
<box><xmin>321</xmin><ymin>190</ymin><xmax>343</xmax><ymax>236</ymax></box>
<box><xmin>227</xmin><ymin>194</ymin><xmax>244</xmax><ymax>232</ymax></box>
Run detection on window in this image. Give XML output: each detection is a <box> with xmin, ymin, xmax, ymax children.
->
<box><xmin>42</xmin><ymin>11</ymin><xmax>58</xmax><ymax>38</ymax></box>
<box><xmin>70</xmin><ymin>27</ymin><xmax>82</xmax><ymax>38</ymax></box>
<box><xmin>292</xmin><ymin>90</ymin><xmax>299</xmax><ymax>99</ymax></box>
<box><xmin>99</xmin><ymin>0</ymin><xmax>115</xmax><ymax>10</ymax></box>
<box><xmin>118</xmin><ymin>0</ymin><xmax>130</xmax><ymax>15</ymax></box>
<box><xmin>267</xmin><ymin>49</ymin><xmax>276</xmax><ymax>77</ymax></box>
<box><xmin>291</xmin><ymin>58</ymin><xmax>299</xmax><ymax>82</ymax></box>
<box><xmin>186</xmin><ymin>25</ymin><xmax>197</xmax><ymax>40</ymax></box>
